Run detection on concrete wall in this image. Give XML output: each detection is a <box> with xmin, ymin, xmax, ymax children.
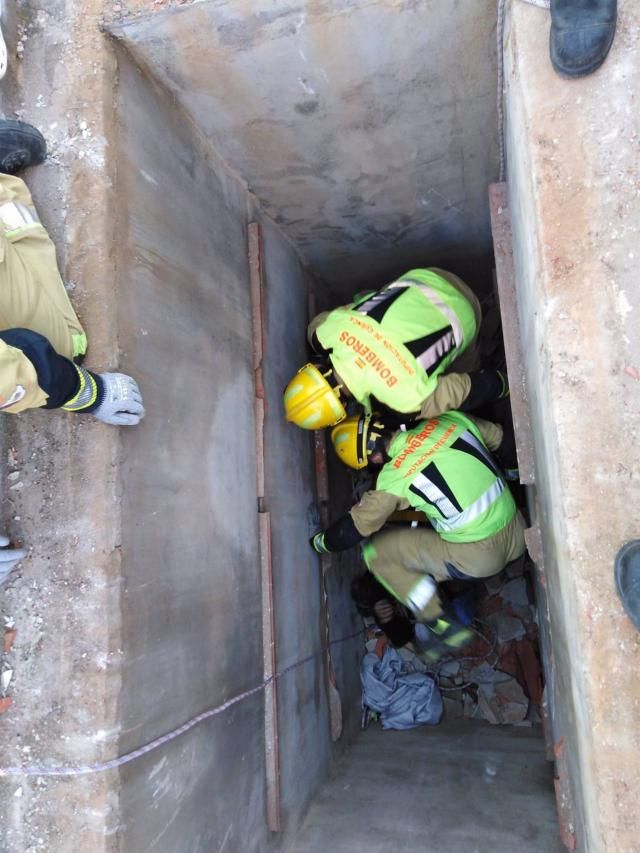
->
<box><xmin>504</xmin><ymin>1</ymin><xmax>640</xmax><ymax>849</ymax></box>
<box><xmin>114</xmin><ymin>49</ymin><xmax>270</xmax><ymax>852</ymax></box>
<box><xmin>110</xmin><ymin>0</ymin><xmax>500</xmax><ymax>293</ymax></box>
<box><xmin>111</xmin><ymin>42</ymin><xmax>364</xmax><ymax>849</ymax></box>
<box><xmin>260</xmin><ymin>214</ymin><xmax>362</xmax><ymax>832</ymax></box>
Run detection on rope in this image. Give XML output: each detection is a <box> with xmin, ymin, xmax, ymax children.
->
<box><xmin>497</xmin><ymin>0</ymin><xmax>550</xmax><ymax>182</ymax></box>
<box><xmin>0</xmin><ymin>628</ymin><xmax>364</xmax><ymax>779</ymax></box>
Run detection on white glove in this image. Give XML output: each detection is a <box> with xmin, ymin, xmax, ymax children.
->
<box><xmin>93</xmin><ymin>372</ymin><xmax>145</xmax><ymax>427</ymax></box>
<box><xmin>0</xmin><ymin>535</ymin><xmax>26</xmax><ymax>586</ymax></box>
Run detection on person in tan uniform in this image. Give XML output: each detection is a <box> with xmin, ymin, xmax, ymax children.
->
<box><xmin>0</xmin><ymin>119</ymin><xmax>144</xmax><ymax>587</ymax></box>
<box><xmin>0</xmin><ymin>119</ymin><xmax>144</xmax><ymax>424</ymax></box>
<box><xmin>311</xmin><ymin>410</ymin><xmax>526</xmax><ymax>659</ymax></box>
<box><xmin>284</xmin><ymin>267</ymin><xmax>509</xmax><ymax>431</ymax></box>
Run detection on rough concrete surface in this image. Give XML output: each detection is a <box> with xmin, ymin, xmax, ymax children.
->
<box><xmin>0</xmin><ymin>2</ymin><xmax>129</xmax><ymax>851</ymax></box>
<box><xmin>110</xmin><ymin>0</ymin><xmax>500</xmax><ymax>293</ymax></box>
<box><xmin>289</xmin><ymin>720</ymin><xmax>563</xmax><ymax>853</ymax></box>
<box><xmin>113</xmin><ymin>46</ymin><xmax>274</xmax><ymax>852</ymax></box>
<box><xmin>505</xmin><ymin>0</ymin><xmax>640</xmax><ymax>849</ymax></box>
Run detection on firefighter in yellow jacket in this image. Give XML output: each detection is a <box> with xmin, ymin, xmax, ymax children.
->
<box><xmin>284</xmin><ymin>268</ymin><xmax>507</xmax><ymax>430</ymax></box>
<box><xmin>311</xmin><ymin>410</ymin><xmax>526</xmax><ymax>658</ymax></box>
<box><xmin>0</xmin><ymin>119</ymin><xmax>144</xmax><ymax>425</ymax></box>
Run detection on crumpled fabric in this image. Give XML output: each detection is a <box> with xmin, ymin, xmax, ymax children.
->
<box><xmin>360</xmin><ymin>646</ymin><xmax>443</xmax><ymax>730</ymax></box>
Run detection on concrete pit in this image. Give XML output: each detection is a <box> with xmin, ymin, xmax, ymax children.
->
<box><xmin>0</xmin><ymin>1</ymin><xmax>639</xmax><ymax>852</ymax></box>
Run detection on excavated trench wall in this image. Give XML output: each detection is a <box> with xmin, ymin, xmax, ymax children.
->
<box><xmin>111</xmin><ymin>46</ymin><xmax>367</xmax><ymax>851</ymax></box>
<box><xmin>105</xmin><ymin>1</ymin><xmax>503</xmax><ymax>847</ymax></box>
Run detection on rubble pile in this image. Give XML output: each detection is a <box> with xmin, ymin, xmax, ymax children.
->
<box><xmin>436</xmin><ymin>558</ymin><xmax>543</xmax><ymax>725</ymax></box>
<box><xmin>360</xmin><ymin>556</ymin><xmax>544</xmax><ymax>728</ymax></box>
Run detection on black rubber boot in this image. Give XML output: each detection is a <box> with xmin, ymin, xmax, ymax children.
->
<box><xmin>415</xmin><ymin>612</ymin><xmax>474</xmax><ymax>663</ymax></box>
<box><xmin>615</xmin><ymin>541</ymin><xmax>640</xmax><ymax>630</ymax></box>
<box><xmin>550</xmin><ymin>0</ymin><xmax>617</xmax><ymax>78</ymax></box>
<box><xmin>0</xmin><ymin>119</ymin><xmax>47</xmax><ymax>174</ymax></box>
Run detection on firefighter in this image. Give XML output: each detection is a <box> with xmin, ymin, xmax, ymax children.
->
<box><xmin>310</xmin><ymin>411</ymin><xmax>526</xmax><ymax>658</ymax></box>
<box><xmin>283</xmin><ymin>268</ymin><xmax>507</xmax><ymax>430</ymax></box>
<box><xmin>0</xmin><ymin>119</ymin><xmax>144</xmax><ymax>425</ymax></box>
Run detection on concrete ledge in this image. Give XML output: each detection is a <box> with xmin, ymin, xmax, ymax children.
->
<box><xmin>505</xmin><ymin>0</ymin><xmax>640</xmax><ymax>848</ymax></box>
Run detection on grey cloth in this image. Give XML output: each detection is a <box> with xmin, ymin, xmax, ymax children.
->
<box><xmin>361</xmin><ymin>646</ymin><xmax>443</xmax><ymax>730</ymax></box>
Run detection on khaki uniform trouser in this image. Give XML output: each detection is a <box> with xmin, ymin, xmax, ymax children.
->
<box><xmin>0</xmin><ymin>174</ymin><xmax>86</xmax><ymax>411</ymax></box>
<box><xmin>362</xmin><ymin>512</ymin><xmax>526</xmax><ymax>621</ymax></box>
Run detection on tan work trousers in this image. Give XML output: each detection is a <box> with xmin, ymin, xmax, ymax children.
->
<box><xmin>362</xmin><ymin>513</ymin><xmax>526</xmax><ymax>621</ymax></box>
<box><xmin>0</xmin><ymin>174</ymin><xmax>86</xmax><ymax>411</ymax></box>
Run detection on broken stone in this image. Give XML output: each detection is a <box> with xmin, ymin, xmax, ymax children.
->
<box><xmin>463</xmin><ymin>693</ymin><xmax>476</xmax><ymax>719</ymax></box>
<box><xmin>0</xmin><ymin>696</ymin><xmax>12</xmax><ymax>714</ymax></box>
<box><xmin>438</xmin><ymin>660</ymin><xmax>461</xmax><ymax>678</ymax></box>
<box><xmin>1</xmin><ymin>669</ymin><xmax>13</xmax><ymax>693</ymax></box>
<box><xmin>487</xmin><ymin>611</ymin><xmax>526</xmax><ymax>644</ymax></box>
<box><xmin>467</xmin><ymin>661</ymin><xmax>499</xmax><ymax>687</ymax></box>
<box><xmin>477</xmin><ymin>690</ymin><xmax>501</xmax><ymax>725</ymax></box>
<box><xmin>3</xmin><ymin>629</ymin><xmax>16</xmax><ymax>652</ymax></box>
<box><xmin>500</xmin><ymin>577</ymin><xmax>529</xmax><ymax>608</ymax></box>
<box><xmin>442</xmin><ymin>696</ymin><xmax>464</xmax><ymax>719</ymax></box>
<box><xmin>494</xmin><ymin>675</ymin><xmax>529</xmax><ymax>723</ymax></box>
<box><xmin>500</xmin><ymin>702</ymin><xmax>528</xmax><ymax>724</ymax></box>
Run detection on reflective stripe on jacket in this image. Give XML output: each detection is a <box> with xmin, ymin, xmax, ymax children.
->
<box><xmin>376</xmin><ymin>411</ymin><xmax>515</xmax><ymax>543</ymax></box>
<box><xmin>315</xmin><ymin>269</ymin><xmax>477</xmax><ymax>414</ymax></box>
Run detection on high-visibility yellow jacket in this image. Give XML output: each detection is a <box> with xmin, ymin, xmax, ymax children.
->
<box><xmin>311</xmin><ymin>268</ymin><xmax>478</xmax><ymax>416</ymax></box>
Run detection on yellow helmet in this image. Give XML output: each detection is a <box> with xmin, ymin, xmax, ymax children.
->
<box><xmin>331</xmin><ymin>414</ymin><xmax>387</xmax><ymax>470</ymax></box>
<box><xmin>283</xmin><ymin>363</ymin><xmax>346</xmax><ymax>429</ymax></box>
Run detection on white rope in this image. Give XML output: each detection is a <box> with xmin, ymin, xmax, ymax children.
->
<box><xmin>0</xmin><ymin>628</ymin><xmax>364</xmax><ymax>778</ymax></box>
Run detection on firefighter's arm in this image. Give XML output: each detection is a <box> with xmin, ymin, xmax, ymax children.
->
<box><xmin>420</xmin><ymin>370</ymin><xmax>509</xmax><ymax>419</ymax></box>
<box><xmin>463</xmin><ymin>414</ymin><xmax>504</xmax><ymax>452</ymax></box>
<box><xmin>0</xmin><ymin>330</ymin><xmax>144</xmax><ymax>425</ymax></box>
<box><xmin>419</xmin><ymin>373</ymin><xmax>471</xmax><ymax>418</ymax></box>
<box><xmin>0</xmin><ymin>334</ymin><xmax>51</xmax><ymax>412</ymax></box>
<box><xmin>0</xmin><ymin>329</ymin><xmax>85</xmax><ymax>412</ymax></box>
<box><xmin>310</xmin><ymin>490</ymin><xmax>408</xmax><ymax>554</ymax></box>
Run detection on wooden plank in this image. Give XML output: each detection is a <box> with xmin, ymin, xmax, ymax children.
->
<box><xmin>259</xmin><ymin>512</ymin><xmax>281</xmax><ymax>832</ymax></box>
<box><xmin>248</xmin><ymin>222</ymin><xmax>281</xmax><ymax>832</ymax></box>
<box><xmin>488</xmin><ymin>182</ymin><xmax>536</xmax><ymax>484</ymax></box>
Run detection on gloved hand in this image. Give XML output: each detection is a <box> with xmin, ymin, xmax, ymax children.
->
<box><xmin>310</xmin><ymin>531</ymin><xmax>329</xmax><ymax>554</ymax></box>
<box><xmin>0</xmin><ymin>535</ymin><xmax>26</xmax><ymax>586</ymax></box>
<box><xmin>93</xmin><ymin>372</ymin><xmax>145</xmax><ymax>426</ymax></box>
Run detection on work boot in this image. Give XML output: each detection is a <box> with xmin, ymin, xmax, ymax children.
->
<box><xmin>414</xmin><ymin>611</ymin><xmax>474</xmax><ymax>663</ymax></box>
<box><xmin>0</xmin><ymin>119</ymin><xmax>46</xmax><ymax>174</ymax></box>
<box><xmin>615</xmin><ymin>541</ymin><xmax>640</xmax><ymax>630</ymax></box>
<box><xmin>550</xmin><ymin>0</ymin><xmax>617</xmax><ymax>78</ymax></box>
